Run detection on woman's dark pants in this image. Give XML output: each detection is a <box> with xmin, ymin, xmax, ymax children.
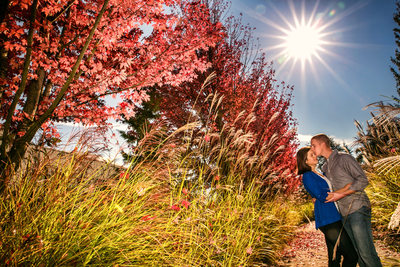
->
<box><xmin>319</xmin><ymin>220</ymin><xmax>358</xmax><ymax>267</ymax></box>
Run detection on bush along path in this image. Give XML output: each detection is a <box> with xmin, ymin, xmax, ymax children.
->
<box><xmin>275</xmin><ymin>221</ymin><xmax>400</xmax><ymax>267</ymax></box>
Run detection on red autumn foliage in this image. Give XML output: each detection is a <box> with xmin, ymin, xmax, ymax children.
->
<box><xmin>0</xmin><ymin>0</ymin><xmax>223</xmax><ymax>178</ymax></box>
<box><xmin>141</xmin><ymin>215</ymin><xmax>154</xmax><ymax>222</ymax></box>
<box><xmin>182</xmin><ymin>188</ymin><xmax>189</xmax><ymax>195</ymax></box>
<box><xmin>170</xmin><ymin>205</ymin><xmax>181</xmax><ymax>211</ymax></box>
<box><xmin>181</xmin><ymin>199</ymin><xmax>191</xmax><ymax>209</ymax></box>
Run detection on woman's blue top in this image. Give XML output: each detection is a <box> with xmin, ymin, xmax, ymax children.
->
<box><xmin>302</xmin><ymin>171</ymin><xmax>342</xmax><ymax>229</ymax></box>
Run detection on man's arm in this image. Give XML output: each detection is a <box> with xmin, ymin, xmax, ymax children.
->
<box><xmin>325</xmin><ymin>183</ymin><xmax>353</xmax><ymax>202</ymax></box>
<box><xmin>326</xmin><ymin>155</ymin><xmax>368</xmax><ymax>203</ymax></box>
<box><xmin>343</xmin><ymin>154</ymin><xmax>369</xmax><ymax>192</ymax></box>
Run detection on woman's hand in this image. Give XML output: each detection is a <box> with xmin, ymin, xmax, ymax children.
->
<box><xmin>325</xmin><ymin>183</ymin><xmax>353</xmax><ymax>203</ymax></box>
<box><xmin>325</xmin><ymin>191</ymin><xmax>346</xmax><ymax>202</ymax></box>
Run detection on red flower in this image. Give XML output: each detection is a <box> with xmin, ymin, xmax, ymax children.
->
<box><xmin>171</xmin><ymin>205</ymin><xmax>180</xmax><ymax>211</ymax></box>
<box><xmin>181</xmin><ymin>200</ymin><xmax>191</xmax><ymax>209</ymax></box>
<box><xmin>204</xmin><ymin>135</ymin><xmax>210</xmax><ymax>142</ymax></box>
<box><xmin>214</xmin><ymin>175</ymin><xmax>220</xmax><ymax>181</ymax></box>
<box><xmin>182</xmin><ymin>188</ymin><xmax>188</xmax><ymax>195</ymax></box>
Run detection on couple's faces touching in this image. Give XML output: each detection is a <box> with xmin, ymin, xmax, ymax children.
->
<box><xmin>310</xmin><ymin>139</ymin><xmax>323</xmax><ymax>157</ymax></box>
<box><xmin>306</xmin><ymin>149</ymin><xmax>318</xmax><ymax>167</ymax></box>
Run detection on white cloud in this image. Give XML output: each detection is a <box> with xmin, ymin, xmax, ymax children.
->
<box><xmin>297</xmin><ymin>134</ymin><xmax>313</xmax><ymax>145</ymax></box>
<box><xmin>297</xmin><ymin>132</ymin><xmax>356</xmax><ymax>148</ymax></box>
<box><xmin>55</xmin><ymin>121</ymin><xmax>83</xmax><ymax>127</ymax></box>
<box><xmin>55</xmin><ymin>121</ymin><xmax>129</xmax><ymax>132</ymax></box>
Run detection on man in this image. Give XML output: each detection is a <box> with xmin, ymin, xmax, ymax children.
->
<box><xmin>310</xmin><ymin>134</ymin><xmax>382</xmax><ymax>267</ymax></box>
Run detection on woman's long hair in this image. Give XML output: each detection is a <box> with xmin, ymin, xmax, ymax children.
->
<box><xmin>296</xmin><ymin>147</ymin><xmax>311</xmax><ymax>175</ymax></box>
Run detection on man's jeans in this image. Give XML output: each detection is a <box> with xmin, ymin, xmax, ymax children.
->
<box><xmin>342</xmin><ymin>206</ymin><xmax>382</xmax><ymax>267</ymax></box>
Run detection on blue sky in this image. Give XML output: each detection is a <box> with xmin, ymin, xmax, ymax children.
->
<box><xmin>230</xmin><ymin>0</ymin><xmax>397</xmax><ymax>146</ymax></box>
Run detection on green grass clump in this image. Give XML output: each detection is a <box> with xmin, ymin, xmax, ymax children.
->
<box><xmin>0</xmin><ymin>113</ymin><xmax>301</xmax><ymax>265</ymax></box>
<box><xmin>367</xmin><ymin>166</ymin><xmax>400</xmax><ymax>251</ymax></box>
<box><xmin>354</xmin><ymin>100</ymin><xmax>400</xmax><ymax>251</ymax></box>
<box><xmin>0</xmin><ymin>156</ymin><xmax>298</xmax><ymax>265</ymax></box>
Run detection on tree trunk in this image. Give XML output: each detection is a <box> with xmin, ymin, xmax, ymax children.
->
<box><xmin>23</xmin><ymin>67</ymin><xmax>46</xmax><ymax>117</ymax></box>
<box><xmin>0</xmin><ymin>0</ymin><xmax>9</xmax><ymax>25</ymax></box>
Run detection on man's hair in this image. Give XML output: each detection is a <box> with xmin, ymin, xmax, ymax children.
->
<box><xmin>311</xmin><ymin>133</ymin><xmax>331</xmax><ymax>148</ymax></box>
<box><xmin>296</xmin><ymin>147</ymin><xmax>311</xmax><ymax>175</ymax></box>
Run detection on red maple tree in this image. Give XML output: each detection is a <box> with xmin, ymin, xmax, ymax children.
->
<box><xmin>121</xmin><ymin>2</ymin><xmax>299</xmax><ymax>192</ymax></box>
<box><xmin>0</xmin><ymin>0</ymin><xmax>223</xmax><ymax>187</ymax></box>
<box><xmin>161</xmin><ymin>13</ymin><xmax>299</xmax><ymax>191</ymax></box>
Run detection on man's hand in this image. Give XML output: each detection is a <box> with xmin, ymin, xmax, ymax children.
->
<box><xmin>325</xmin><ymin>191</ymin><xmax>346</xmax><ymax>203</ymax></box>
<box><xmin>325</xmin><ymin>183</ymin><xmax>354</xmax><ymax>203</ymax></box>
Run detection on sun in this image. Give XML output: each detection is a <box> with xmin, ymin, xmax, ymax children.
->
<box><xmin>249</xmin><ymin>0</ymin><xmax>354</xmax><ymax>75</ymax></box>
<box><xmin>246</xmin><ymin>0</ymin><xmax>366</xmax><ymax>89</ymax></box>
<box><xmin>284</xmin><ymin>23</ymin><xmax>323</xmax><ymax>61</ymax></box>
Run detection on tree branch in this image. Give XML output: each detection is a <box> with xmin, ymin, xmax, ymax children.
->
<box><xmin>21</xmin><ymin>0</ymin><xmax>111</xmax><ymax>144</ymax></box>
<box><xmin>49</xmin><ymin>0</ymin><xmax>76</xmax><ymax>24</ymax></box>
<box><xmin>75</xmin><ymin>80</ymin><xmax>147</xmax><ymax>107</ymax></box>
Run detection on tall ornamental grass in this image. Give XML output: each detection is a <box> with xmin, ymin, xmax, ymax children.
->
<box><xmin>356</xmin><ymin>100</ymin><xmax>400</xmax><ymax>250</ymax></box>
<box><xmin>367</xmin><ymin>164</ymin><xmax>400</xmax><ymax>251</ymax></box>
<box><xmin>0</xmin><ymin>104</ymin><xmax>302</xmax><ymax>265</ymax></box>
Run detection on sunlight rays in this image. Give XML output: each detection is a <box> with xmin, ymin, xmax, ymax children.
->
<box><xmin>242</xmin><ymin>0</ymin><xmax>367</xmax><ymax>90</ymax></box>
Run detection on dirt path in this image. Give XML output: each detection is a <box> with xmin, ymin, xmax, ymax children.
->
<box><xmin>275</xmin><ymin>221</ymin><xmax>400</xmax><ymax>267</ymax></box>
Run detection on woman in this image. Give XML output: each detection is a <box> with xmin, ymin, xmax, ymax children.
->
<box><xmin>297</xmin><ymin>147</ymin><xmax>358</xmax><ymax>267</ymax></box>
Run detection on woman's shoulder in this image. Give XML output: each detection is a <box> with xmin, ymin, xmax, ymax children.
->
<box><xmin>302</xmin><ymin>171</ymin><xmax>316</xmax><ymax>178</ymax></box>
<box><xmin>302</xmin><ymin>171</ymin><xmax>326</xmax><ymax>185</ymax></box>
<box><xmin>302</xmin><ymin>171</ymin><xmax>317</xmax><ymax>182</ymax></box>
